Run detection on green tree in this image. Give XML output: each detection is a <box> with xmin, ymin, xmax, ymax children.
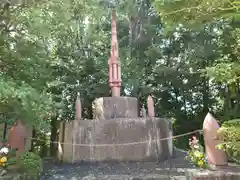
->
<box><xmin>153</xmin><ymin>0</ymin><xmax>240</xmax><ymax>29</ymax></box>
<box><xmin>0</xmin><ymin>1</ymin><xmax>53</xmax><ymax>130</ymax></box>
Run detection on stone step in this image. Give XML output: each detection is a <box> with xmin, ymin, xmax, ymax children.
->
<box><xmin>81</xmin><ymin>174</ymin><xmax>186</xmax><ymax>180</ymax></box>
<box><xmin>133</xmin><ymin>175</ymin><xmax>186</xmax><ymax>180</ymax></box>
<box><xmin>0</xmin><ymin>174</ymin><xmax>20</xmax><ymax>180</ymax></box>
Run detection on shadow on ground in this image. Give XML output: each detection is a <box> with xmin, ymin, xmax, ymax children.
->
<box><xmin>40</xmin><ymin>149</ymin><xmax>198</xmax><ymax>180</ymax></box>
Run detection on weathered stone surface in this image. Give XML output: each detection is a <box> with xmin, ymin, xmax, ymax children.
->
<box><xmin>82</xmin><ymin>174</ymin><xmax>96</xmax><ymax>180</ymax></box>
<box><xmin>185</xmin><ymin>168</ymin><xmax>240</xmax><ymax>180</ymax></box>
<box><xmin>92</xmin><ymin>97</ymin><xmax>139</xmax><ymax>119</ymax></box>
<box><xmin>0</xmin><ymin>169</ymin><xmax>7</xmax><ymax>176</ymax></box>
<box><xmin>71</xmin><ymin>118</ymin><xmax>173</xmax><ymax>162</ymax></box>
<box><xmin>7</xmin><ymin>120</ymin><xmax>27</xmax><ymax>157</ymax></box>
<box><xmin>0</xmin><ymin>172</ymin><xmax>40</xmax><ymax>180</ymax></box>
<box><xmin>203</xmin><ymin>113</ymin><xmax>227</xmax><ymax>166</ymax></box>
<box><xmin>0</xmin><ymin>174</ymin><xmax>20</xmax><ymax>180</ymax></box>
<box><xmin>133</xmin><ymin>174</ymin><xmax>169</xmax><ymax>180</ymax></box>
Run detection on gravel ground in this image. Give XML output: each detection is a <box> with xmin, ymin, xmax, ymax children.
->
<box><xmin>40</xmin><ymin>149</ymin><xmax>197</xmax><ymax>180</ymax></box>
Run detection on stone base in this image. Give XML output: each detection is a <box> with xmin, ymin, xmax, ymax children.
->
<box><xmin>71</xmin><ymin>118</ymin><xmax>173</xmax><ymax>162</ymax></box>
<box><xmin>92</xmin><ymin>97</ymin><xmax>139</xmax><ymax>119</ymax></box>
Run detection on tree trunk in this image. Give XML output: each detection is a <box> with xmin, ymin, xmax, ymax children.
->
<box><xmin>202</xmin><ymin>78</ymin><xmax>209</xmax><ymax>114</ymax></box>
<box><xmin>30</xmin><ymin>128</ymin><xmax>36</xmax><ymax>152</ymax></box>
<box><xmin>50</xmin><ymin>117</ymin><xmax>58</xmax><ymax>157</ymax></box>
<box><xmin>3</xmin><ymin>123</ymin><xmax>7</xmax><ymax>140</ymax></box>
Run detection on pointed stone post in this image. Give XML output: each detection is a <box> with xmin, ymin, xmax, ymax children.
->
<box><xmin>203</xmin><ymin>113</ymin><xmax>227</xmax><ymax>166</ymax></box>
<box><xmin>147</xmin><ymin>94</ymin><xmax>155</xmax><ymax>118</ymax></box>
<box><xmin>72</xmin><ymin>93</ymin><xmax>82</xmax><ymax>163</ymax></box>
<box><xmin>75</xmin><ymin>93</ymin><xmax>82</xmax><ymax>120</ymax></box>
<box><xmin>7</xmin><ymin>120</ymin><xmax>26</xmax><ymax>158</ymax></box>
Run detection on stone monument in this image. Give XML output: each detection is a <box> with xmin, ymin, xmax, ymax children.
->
<box><xmin>59</xmin><ymin>8</ymin><xmax>173</xmax><ymax>163</ymax></box>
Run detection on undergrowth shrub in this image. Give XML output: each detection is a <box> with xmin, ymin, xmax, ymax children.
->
<box><xmin>217</xmin><ymin>119</ymin><xmax>240</xmax><ymax>164</ymax></box>
<box><xmin>18</xmin><ymin>151</ymin><xmax>43</xmax><ymax>180</ymax></box>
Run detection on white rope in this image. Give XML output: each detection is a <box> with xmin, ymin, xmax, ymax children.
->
<box><xmin>27</xmin><ymin>129</ymin><xmax>203</xmax><ymax>147</ymax></box>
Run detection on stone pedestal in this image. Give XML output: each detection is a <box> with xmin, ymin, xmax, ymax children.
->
<box><xmin>92</xmin><ymin>97</ymin><xmax>139</xmax><ymax>120</ymax></box>
<box><xmin>72</xmin><ymin>118</ymin><xmax>173</xmax><ymax>162</ymax></box>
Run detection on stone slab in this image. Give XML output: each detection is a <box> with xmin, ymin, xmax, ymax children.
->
<box><xmin>185</xmin><ymin>168</ymin><xmax>240</xmax><ymax>180</ymax></box>
<box><xmin>0</xmin><ymin>174</ymin><xmax>20</xmax><ymax>180</ymax></box>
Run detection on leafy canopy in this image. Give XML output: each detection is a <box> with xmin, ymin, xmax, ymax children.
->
<box><xmin>153</xmin><ymin>0</ymin><xmax>240</xmax><ymax>29</ymax></box>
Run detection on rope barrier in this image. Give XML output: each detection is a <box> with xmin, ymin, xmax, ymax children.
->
<box><xmin>27</xmin><ymin>129</ymin><xmax>203</xmax><ymax>147</ymax></box>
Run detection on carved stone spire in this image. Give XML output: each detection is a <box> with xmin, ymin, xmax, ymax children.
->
<box><xmin>108</xmin><ymin>9</ymin><xmax>121</xmax><ymax>97</ymax></box>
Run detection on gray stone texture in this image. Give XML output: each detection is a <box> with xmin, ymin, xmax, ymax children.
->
<box><xmin>72</xmin><ymin>118</ymin><xmax>173</xmax><ymax>162</ymax></box>
<box><xmin>92</xmin><ymin>97</ymin><xmax>139</xmax><ymax>119</ymax></box>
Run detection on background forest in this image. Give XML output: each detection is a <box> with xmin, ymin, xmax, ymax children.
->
<box><xmin>0</xmin><ymin>0</ymin><xmax>239</xmax><ymax>156</ymax></box>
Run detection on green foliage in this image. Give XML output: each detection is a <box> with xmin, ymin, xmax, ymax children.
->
<box><xmin>0</xmin><ymin>76</ymin><xmax>52</xmax><ymax>130</ymax></box>
<box><xmin>0</xmin><ymin>1</ymin><xmax>54</xmax><ymax>131</ymax></box>
<box><xmin>153</xmin><ymin>0</ymin><xmax>240</xmax><ymax>30</ymax></box>
<box><xmin>206</xmin><ymin>62</ymin><xmax>240</xmax><ymax>84</ymax></box>
<box><xmin>18</xmin><ymin>151</ymin><xmax>43</xmax><ymax>179</ymax></box>
<box><xmin>217</xmin><ymin>119</ymin><xmax>240</xmax><ymax>163</ymax></box>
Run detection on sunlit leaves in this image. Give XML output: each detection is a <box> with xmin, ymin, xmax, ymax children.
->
<box><xmin>0</xmin><ymin>1</ymin><xmax>53</xmax><ymax>130</ymax></box>
<box><xmin>0</xmin><ymin>76</ymin><xmax>52</xmax><ymax>130</ymax></box>
<box><xmin>206</xmin><ymin>62</ymin><xmax>240</xmax><ymax>84</ymax></box>
<box><xmin>153</xmin><ymin>0</ymin><xmax>240</xmax><ymax>29</ymax></box>
<box><xmin>217</xmin><ymin>119</ymin><xmax>240</xmax><ymax>163</ymax></box>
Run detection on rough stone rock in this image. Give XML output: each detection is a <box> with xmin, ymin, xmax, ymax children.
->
<box><xmin>0</xmin><ymin>174</ymin><xmax>20</xmax><ymax>180</ymax></box>
<box><xmin>132</xmin><ymin>174</ymin><xmax>169</xmax><ymax>180</ymax></box>
<box><xmin>82</xmin><ymin>174</ymin><xmax>96</xmax><ymax>180</ymax></box>
<box><xmin>0</xmin><ymin>169</ymin><xmax>7</xmax><ymax>177</ymax></box>
<box><xmin>185</xmin><ymin>168</ymin><xmax>240</xmax><ymax>180</ymax></box>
